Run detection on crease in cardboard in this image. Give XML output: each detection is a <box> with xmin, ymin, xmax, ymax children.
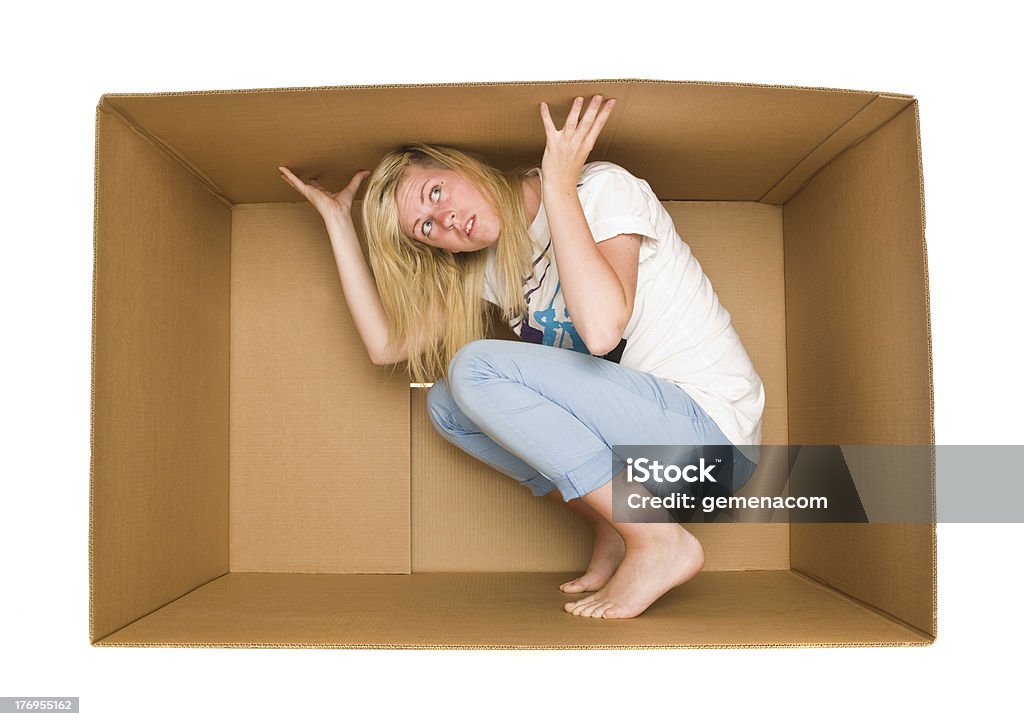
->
<box><xmin>788</xmin><ymin>568</ymin><xmax>935</xmax><ymax>644</ymax></box>
<box><xmin>93</xmin><ymin>571</ymin><xmax>232</xmax><ymax>645</ymax></box>
<box><xmin>98</xmin><ymin>99</ymin><xmax>234</xmax><ymax>209</ymax></box>
<box><xmin>595</xmin><ymin>81</ymin><xmax>634</xmax><ymax>159</ymax></box>
<box><xmin>760</xmin><ymin>94</ymin><xmax>915</xmax><ymax>204</ymax></box>
<box><xmin>760</xmin><ymin>93</ymin><xmax>879</xmax><ymax>202</ymax></box>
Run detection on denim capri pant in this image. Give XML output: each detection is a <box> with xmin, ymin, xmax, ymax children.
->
<box><xmin>426</xmin><ymin>339</ymin><xmax>756</xmax><ymax>502</ymax></box>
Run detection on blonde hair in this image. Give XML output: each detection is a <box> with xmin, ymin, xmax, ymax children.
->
<box><xmin>361</xmin><ymin>143</ymin><xmax>538</xmax><ymax>383</ymax></box>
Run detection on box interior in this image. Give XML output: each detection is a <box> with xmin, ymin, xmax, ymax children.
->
<box><xmin>91</xmin><ymin>80</ymin><xmax>934</xmax><ymax>647</ymax></box>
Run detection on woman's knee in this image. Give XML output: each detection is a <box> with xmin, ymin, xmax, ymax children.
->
<box><xmin>447</xmin><ymin>339</ymin><xmax>513</xmax><ymax>392</ymax></box>
<box><xmin>426</xmin><ymin>378</ymin><xmax>459</xmax><ymax>435</ymax></box>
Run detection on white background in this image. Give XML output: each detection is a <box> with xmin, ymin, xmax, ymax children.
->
<box><xmin>1</xmin><ymin>1</ymin><xmax>1020</xmax><ymax>722</ymax></box>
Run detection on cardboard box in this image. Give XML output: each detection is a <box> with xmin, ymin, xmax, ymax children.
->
<box><xmin>90</xmin><ymin>79</ymin><xmax>934</xmax><ymax>648</ymax></box>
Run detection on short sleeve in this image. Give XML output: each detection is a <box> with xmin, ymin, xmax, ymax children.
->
<box><xmin>480</xmin><ymin>246</ymin><xmax>499</xmax><ymax>304</ymax></box>
<box><xmin>578</xmin><ymin>165</ymin><xmax>660</xmax><ymax>249</ymax></box>
<box><xmin>482</xmin><ymin>275</ymin><xmax>498</xmax><ymax>304</ymax></box>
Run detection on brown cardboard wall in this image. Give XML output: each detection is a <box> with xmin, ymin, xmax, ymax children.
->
<box><xmin>411</xmin><ymin>201</ymin><xmax>790</xmax><ymax>572</ymax></box>
<box><xmin>229</xmin><ymin>203</ymin><xmax>411</xmax><ymax>573</ymax></box>
<box><xmin>783</xmin><ymin>103</ymin><xmax>934</xmax><ymax>635</ymax></box>
<box><xmin>94</xmin><ymin>570</ymin><xmax>930</xmax><ymax>648</ymax></box>
<box><xmin>101</xmin><ymin>82</ymin><xmax>911</xmax><ymax>205</ymax></box>
<box><xmin>614</xmin><ymin>83</ymin><xmax>897</xmax><ymax>201</ymax></box>
<box><xmin>91</xmin><ymin>107</ymin><xmax>231</xmax><ymax>642</ymax></box>
<box><xmin>784</xmin><ymin>104</ymin><xmax>931</xmax><ymax>445</ymax></box>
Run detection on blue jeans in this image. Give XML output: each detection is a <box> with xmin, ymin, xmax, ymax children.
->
<box><xmin>427</xmin><ymin>339</ymin><xmax>756</xmax><ymax>502</ymax></box>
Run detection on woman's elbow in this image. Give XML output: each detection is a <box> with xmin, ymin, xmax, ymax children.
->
<box><xmin>585</xmin><ymin>326</ymin><xmax>627</xmax><ymax>357</ymax></box>
<box><xmin>369</xmin><ymin>347</ymin><xmax>401</xmax><ymax>366</ymax></box>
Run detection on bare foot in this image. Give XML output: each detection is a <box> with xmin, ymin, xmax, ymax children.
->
<box><xmin>560</xmin><ymin>520</ymin><xmax>625</xmax><ymax>594</ymax></box>
<box><xmin>564</xmin><ymin>525</ymin><xmax>705</xmax><ymax>619</ymax></box>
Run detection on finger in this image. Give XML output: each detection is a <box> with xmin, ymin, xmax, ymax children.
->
<box><xmin>584</xmin><ymin>98</ymin><xmax>616</xmax><ymax>149</ymax></box>
<box><xmin>539</xmin><ymin>102</ymin><xmax>556</xmax><ymax>136</ymax></box>
<box><xmin>578</xmin><ymin>95</ymin><xmax>604</xmax><ymax>133</ymax></box>
<box><xmin>279</xmin><ymin>166</ymin><xmax>307</xmax><ymax>191</ymax></box>
<box><xmin>346</xmin><ymin>170</ymin><xmax>370</xmax><ymax>193</ymax></box>
<box><xmin>564</xmin><ymin>95</ymin><xmax>584</xmax><ymax>131</ymax></box>
<box><xmin>278</xmin><ymin>166</ymin><xmax>298</xmax><ymax>184</ymax></box>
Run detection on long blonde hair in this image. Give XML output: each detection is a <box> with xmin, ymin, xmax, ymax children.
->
<box><xmin>361</xmin><ymin>143</ymin><xmax>538</xmax><ymax>383</ymax></box>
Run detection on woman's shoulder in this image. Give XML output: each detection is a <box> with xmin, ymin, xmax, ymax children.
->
<box><xmin>578</xmin><ymin>160</ymin><xmax>639</xmax><ymax>184</ymax></box>
<box><xmin>576</xmin><ymin>161</ymin><xmax>658</xmax><ymax>211</ymax></box>
<box><xmin>577</xmin><ymin>161</ymin><xmax>655</xmax><ymax>200</ymax></box>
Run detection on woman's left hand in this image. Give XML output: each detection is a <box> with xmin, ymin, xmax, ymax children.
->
<box><xmin>536</xmin><ymin>96</ymin><xmax>614</xmax><ymax>191</ymax></box>
<box><xmin>539</xmin><ymin>94</ymin><xmax>616</xmax><ymax>190</ymax></box>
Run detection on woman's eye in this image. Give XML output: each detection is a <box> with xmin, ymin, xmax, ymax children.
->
<box><xmin>420</xmin><ymin>186</ymin><xmax>440</xmax><ymax>237</ymax></box>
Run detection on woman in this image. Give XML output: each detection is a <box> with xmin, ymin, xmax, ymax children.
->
<box><xmin>278</xmin><ymin>95</ymin><xmax>764</xmax><ymax>619</ymax></box>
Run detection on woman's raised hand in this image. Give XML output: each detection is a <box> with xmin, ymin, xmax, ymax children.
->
<box><xmin>538</xmin><ymin>95</ymin><xmax>616</xmax><ymax>189</ymax></box>
<box><xmin>278</xmin><ymin>166</ymin><xmax>371</xmax><ymax>224</ymax></box>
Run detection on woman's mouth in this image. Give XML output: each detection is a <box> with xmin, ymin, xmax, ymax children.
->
<box><xmin>464</xmin><ymin>215</ymin><xmax>476</xmax><ymax>237</ymax></box>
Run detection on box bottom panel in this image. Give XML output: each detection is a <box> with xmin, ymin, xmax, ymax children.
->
<box><xmin>94</xmin><ymin>570</ymin><xmax>931</xmax><ymax>648</ymax></box>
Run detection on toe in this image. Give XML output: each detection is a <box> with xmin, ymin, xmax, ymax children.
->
<box><xmin>570</xmin><ymin>593</ymin><xmax>597</xmax><ymax>608</ymax></box>
<box><xmin>564</xmin><ymin>599</ymin><xmax>585</xmax><ymax>614</ymax></box>
<box><xmin>593</xmin><ymin>601</ymin><xmax>616</xmax><ymax>619</ymax></box>
<box><xmin>559</xmin><ymin>578</ymin><xmax>584</xmax><ymax>593</ymax></box>
<box><xmin>580</xmin><ymin>599</ymin><xmax>608</xmax><ymax>618</ymax></box>
<box><xmin>601</xmin><ymin>604</ymin><xmax>639</xmax><ymax>620</ymax></box>
<box><xmin>565</xmin><ymin>594</ymin><xmax>598</xmax><ymax>615</ymax></box>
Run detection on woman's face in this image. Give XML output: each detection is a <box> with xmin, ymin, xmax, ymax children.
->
<box><xmin>395</xmin><ymin>165</ymin><xmax>500</xmax><ymax>253</ymax></box>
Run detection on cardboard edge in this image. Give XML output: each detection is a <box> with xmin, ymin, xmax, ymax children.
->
<box><xmin>97</xmin><ymin>78</ymin><xmax>915</xmax><ymax>101</ymax></box>
<box><xmin>760</xmin><ymin>94</ymin><xmax>915</xmax><ymax>204</ymax></box>
<box><xmin>227</xmin><ymin>187</ymin><xmax>234</xmax><ymax>580</ymax></box>
<box><xmin>97</xmin><ymin>96</ymin><xmax>234</xmax><ymax>209</ymax></box>
<box><xmin>90</xmin><ymin>641</ymin><xmax>934</xmax><ymax>650</ymax></box>
<box><xmin>912</xmin><ymin>98</ymin><xmax>938</xmax><ymax>640</ymax></box>
<box><xmin>89</xmin><ymin>102</ymin><xmax>100</xmax><ymax>645</ymax></box>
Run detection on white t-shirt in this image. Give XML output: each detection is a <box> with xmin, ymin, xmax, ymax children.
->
<box><xmin>482</xmin><ymin>161</ymin><xmax>764</xmax><ymax>453</ymax></box>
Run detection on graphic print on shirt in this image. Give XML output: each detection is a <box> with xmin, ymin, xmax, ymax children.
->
<box><xmin>531</xmin><ymin>281</ymin><xmax>590</xmax><ymax>351</ymax></box>
<box><xmin>512</xmin><ymin>238</ymin><xmax>554</xmax><ymax>346</ymax></box>
<box><xmin>512</xmin><ymin>236</ymin><xmax>625</xmax><ymax>362</ymax></box>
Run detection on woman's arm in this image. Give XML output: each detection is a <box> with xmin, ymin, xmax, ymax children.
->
<box><xmin>280</xmin><ymin>167</ymin><xmax>438</xmax><ymax>366</ymax></box>
<box><xmin>542</xmin><ymin>185</ymin><xmax>641</xmax><ymax>355</ymax></box>
<box><xmin>538</xmin><ymin>95</ymin><xmax>641</xmax><ymax>356</ymax></box>
<box><xmin>322</xmin><ymin>214</ymin><xmax>423</xmax><ymax>365</ymax></box>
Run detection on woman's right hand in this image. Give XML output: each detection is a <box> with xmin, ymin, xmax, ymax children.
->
<box><xmin>278</xmin><ymin>166</ymin><xmax>371</xmax><ymax>224</ymax></box>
